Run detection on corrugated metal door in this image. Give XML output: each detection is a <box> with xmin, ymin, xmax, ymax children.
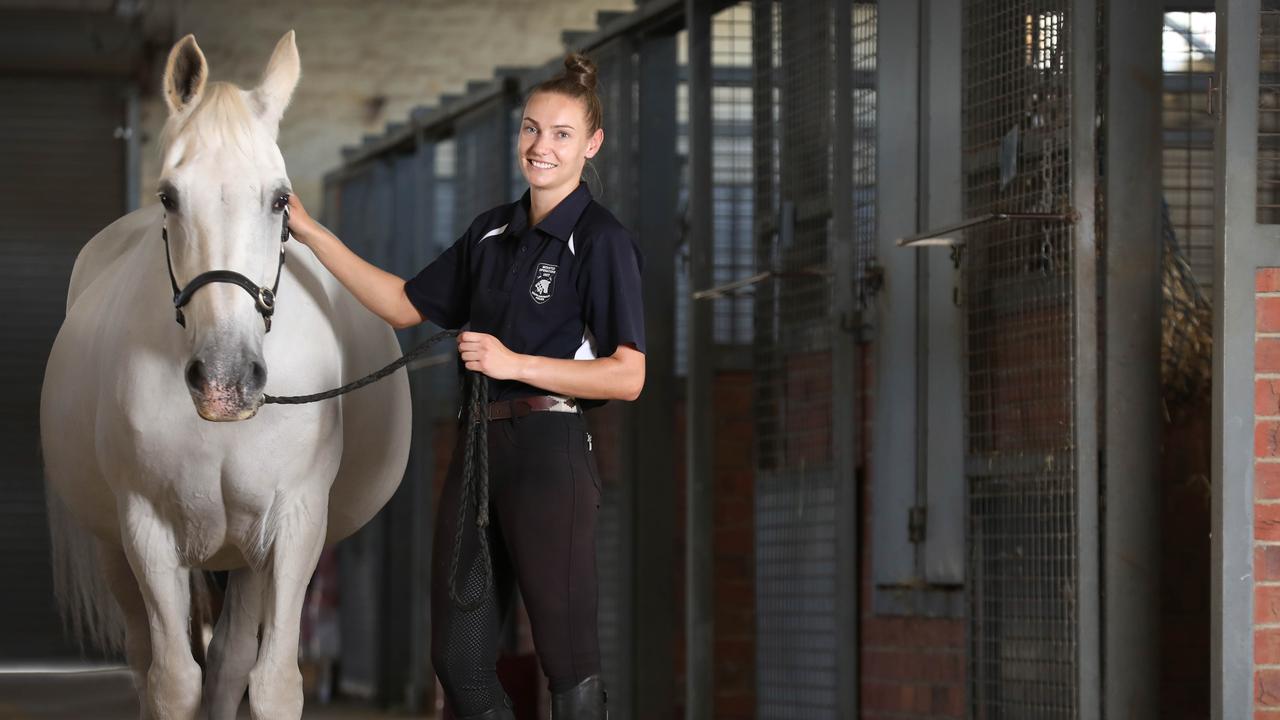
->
<box><xmin>0</xmin><ymin>76</ymin><xmax>126</xmax><ymax>661</ymax></box>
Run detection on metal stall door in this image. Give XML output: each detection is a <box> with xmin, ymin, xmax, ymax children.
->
<box><xmin>748</xmin><ymin>1</ymin><xmax>860</xmax><ymax>717</ymax></box>
<box><xmin>335</xmin><ymin>162</ymin><xmax>393</xmax><ymax>698</ymax></box>
<box><xmin>0</xmin><ymin>76</ymin><xmax>128</xmax><ymax>661</ymax></box>
<box><xmin>584</xmin><ymin>37</ymin><xmax>638</xmax><ymax>720</ymax></box>
<box><xmin>960</xmin><ymin>0</ymin><xmax>1099</xmax><ymax>718</ymax></box>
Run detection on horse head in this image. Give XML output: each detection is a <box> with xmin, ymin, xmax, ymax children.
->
<box><xmin>156</xmin><ymin>32</ymin><xmax>300</xmax><ymax>421</ymax></box>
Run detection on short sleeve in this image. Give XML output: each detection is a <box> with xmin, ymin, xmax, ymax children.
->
<box><xmin>579</xmin><ymin>231</ymin><xmax>645</xmax><ymax>357</ymax></box>
<box><xmin>404</xmin><ymin>232</ymin><xmax>471</xmax><ymax>329</ymax></box>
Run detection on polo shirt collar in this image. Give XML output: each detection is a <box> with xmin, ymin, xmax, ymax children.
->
<box><xmin>513</xmin><ymin>182</ymin><xmax>592</xmax><ymax>242</ymax></box>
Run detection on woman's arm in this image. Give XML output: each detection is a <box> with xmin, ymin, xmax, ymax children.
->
<box><xmin>287</xmin><ymin>195</ymin><xmax>426</xmax><ymax>329</ymax></box>
<box><xmin>457</xmin><ymin>331</ymin><xmax>645</xmax><ymax>402</ymax></box>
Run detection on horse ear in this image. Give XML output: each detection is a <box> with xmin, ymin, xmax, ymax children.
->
<box><xmin>163</xmin><ymin>34</ymin><xmax>208</xmax><ymax>116</ymax></box>
<box><xmin>253</xmin><ymin>30</ymin><xmax>300</xmax><ymax>131</ymax></box>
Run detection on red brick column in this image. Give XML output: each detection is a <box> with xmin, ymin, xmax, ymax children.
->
<box><xmin>1256</xmin><ymin>269</ymin><xmax>1280</xmax><ymax>714</ymax></box>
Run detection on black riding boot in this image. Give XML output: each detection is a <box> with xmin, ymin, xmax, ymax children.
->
<box><xmin>551</xmin><ymin>675</ymin><xmax>607</xmax><ymax>719</ymax></box>
<box><xmin>457</xmin><ymin>693</ymin><xmax>515</xmax><ymax>720</ymax></box>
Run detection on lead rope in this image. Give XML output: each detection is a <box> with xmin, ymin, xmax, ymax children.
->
<box><xmin>261</xmin><ymin>328</ymin><xmax>492</xmax><ymax>609</ymax></box>
<box><xmin>449</xmin><ymin>370</ymin><xmax>492</xmax><ymax>610</ymax></box>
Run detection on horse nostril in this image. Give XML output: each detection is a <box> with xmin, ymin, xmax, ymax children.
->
<box><xmin>185</xmin><ymin>360</ymin><xmax>206</xmax><ymax>391</ymax></box>
<box><xmin>249</xmin><ymin>361</ymin><xmax>267</xmax><ymax>390</ymax></box>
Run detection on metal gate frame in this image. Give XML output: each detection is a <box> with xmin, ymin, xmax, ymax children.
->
<box><xmin>1212</xmin><ymin>0</ymin><xmax>1266</xmax><ymax>716</ymax></box>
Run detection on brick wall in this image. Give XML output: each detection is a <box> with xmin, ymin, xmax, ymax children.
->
<box><xmin>857</xmin><ymin>348</ymin><xmax>967</xmax><ymax>720</ymax></box>
<box><xmin>1258</xmin><ymin>269</ymin><xmax>1280</xmax><ymax>715</ymax></box>
<box><xmin>672</xmin><ymin>370</ymin><xmax>757</xmax><ymax>720</ymax></box>
<box><xmin>138</xmin><ymin>0</ymin><xmax>634</xmax><ymax>213</ymax></box>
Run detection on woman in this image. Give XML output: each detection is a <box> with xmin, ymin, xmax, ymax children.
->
<box><xmin>287</xmin><ymin>53</ymin><xmax>644</xmax><ymax>720</ymax></box>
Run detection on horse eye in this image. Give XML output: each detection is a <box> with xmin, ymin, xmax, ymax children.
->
<box><xmin>272</xmin><ymin>194</ymin><xmax>290</xmax><ymax>212</ymax></box>
<box><xmin>157</xmin><ymin>192</ymin><xmax>176</xmax><ymax>211</ymax></box>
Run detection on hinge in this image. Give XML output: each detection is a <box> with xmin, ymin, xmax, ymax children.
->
<box><xmin>1207</xmin><ymin>73</ymin><xmax>1220</xmax><ymax>119</ymax></box>
<box><xmin>908</xmin><ymin>505</ymin><xmax>927</xmax><ymax>544</ymax></box>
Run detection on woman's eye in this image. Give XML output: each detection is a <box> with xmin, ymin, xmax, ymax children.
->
<box><xmin>523</xmin><ymin>126</ymin><xmax>536</xmax><ymax>135</ymax></box>
<box><xmin>557</xmin><ymin>132</ymin><xmax>570</xmax><ymax>140</ymax></box>
<box><xmin>157</xmin><ymin>192</ymin><xmax>176</xmax><ymax>211</ymax></box>
<box><xmin>272</xmin><ymin>194</ymin><xmax>290</xmax><ymax>212</ymax></box>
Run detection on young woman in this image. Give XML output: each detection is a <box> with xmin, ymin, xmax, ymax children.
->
<box><xmin>286</xmin><ymin>53</ymin><xmax>644</xmax><ymax>719</ymax></box>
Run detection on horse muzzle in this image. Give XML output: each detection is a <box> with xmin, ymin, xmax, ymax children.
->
<box><xmin>185</xmin><ymin>355</ymin><xmax>266</xmax><ymax>422</ymax></box>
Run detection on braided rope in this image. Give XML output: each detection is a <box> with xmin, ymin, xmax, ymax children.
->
<box><xmin>261</xmin><ymin>329</ymin><xmax>459</xmax><ymax>405</ymax></box>
<box><xmin>449</xmin><ymin>370</ymin><xmax>492</xmax><ymax>610</ymax></box>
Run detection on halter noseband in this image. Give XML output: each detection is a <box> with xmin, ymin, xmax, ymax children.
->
<box><xmin>162</xmin><ymin>208</ymin><xmax>289</xmax><ymax>332</ymax></box>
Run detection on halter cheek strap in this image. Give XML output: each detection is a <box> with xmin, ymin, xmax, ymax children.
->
<box><xmin>162</xmin><ymin>208</ymin><xmax>289</xmax><ymax>332</ymax></box>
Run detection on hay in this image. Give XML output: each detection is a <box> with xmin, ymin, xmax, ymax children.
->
<box><xmin>1160</xmin><ymin>199</ymin><xmax>1213</xmax><ymax>408</ymax></box>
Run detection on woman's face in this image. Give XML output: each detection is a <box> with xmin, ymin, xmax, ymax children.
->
<box><xmin>518</xmin><ymin>91</ymin><xmax>603</xmax><ymax>194</ymax></box>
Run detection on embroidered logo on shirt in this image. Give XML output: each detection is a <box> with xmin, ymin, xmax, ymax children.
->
<box><xmin>530</xmin><ymin>263</ymin><xmax>558</xmax><ymax>304</ymax></box>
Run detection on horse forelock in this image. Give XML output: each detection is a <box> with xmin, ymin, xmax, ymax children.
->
<box><xmin>160</xmin><ymin>82</ymin><xmax>275</xmax><ymax>166</ymax></box>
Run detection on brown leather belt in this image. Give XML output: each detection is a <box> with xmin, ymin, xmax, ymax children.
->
<box><xmin>486</xmin><ymin>395</ymin><xmax>579</xmax><ymax>421</ymax></box>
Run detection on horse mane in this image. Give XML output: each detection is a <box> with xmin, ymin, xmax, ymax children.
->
<box><xmin>160</xmin><ymin>82</ymin><xmax>268</xmax><ymax>161</ymax></box>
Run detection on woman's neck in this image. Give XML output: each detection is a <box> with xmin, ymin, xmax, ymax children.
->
<box><xmin>528</xmin><ymin>181</ymin><xmax>576</xmax><ymax>226</ymax></box>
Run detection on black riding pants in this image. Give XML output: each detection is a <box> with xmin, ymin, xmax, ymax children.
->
<box><xmin>430</xmin><ymin>410</ymin><xmax>602</xmax><ymax>716</ymax></box>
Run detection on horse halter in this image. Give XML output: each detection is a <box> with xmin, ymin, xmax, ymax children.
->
<box><xmin>161</xmin><ymin>208</ymin><xmax>289</xmax><ymax>332</ymax></box>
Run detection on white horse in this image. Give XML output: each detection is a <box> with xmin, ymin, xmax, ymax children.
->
<box><xmin>39</xmin><ymin>31</ymin><xmax>410</xmax><ymax>720</ymax></box>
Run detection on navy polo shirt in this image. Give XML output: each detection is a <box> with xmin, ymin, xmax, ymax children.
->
<box><xmin>403</xmin><ymin>182</ymin><xmax>645</xmax><ymax>405</ymax></box>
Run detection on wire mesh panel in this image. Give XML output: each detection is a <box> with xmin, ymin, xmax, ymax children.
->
<box><xmin>676</xmin><ymin>6</ymin><xmax>757</xmax><ymax>375</ymax></box>
<box><xmin>433</xmin><ymin>138</ymin><xmax>459</xmax><ymax>249</ymax></box>
<box><xmin>751</xmin><ymin>2</ymin><xmax>847</xmax><ymax>717</ymax></box>
<box><xmin>851</xmin><ymin>5</ymin><xmax>878</xmax><ymax>311</ymax></box>
<box><xmin>962</xmin><ymin>1</ymin><xmax>1081</xmax><ymax>717</ymax></box>
<box><xmin>711</xmin><ymin>8</ymin><xmax>756</xmax><ymax>346</ymax></box>
<box><xmin>454</xmin><ymin>95</ymin><xmax>515</xmax><ymax>233</ymax></box>
<box><xmin>1161</xmin><ymin>12</ymin><xmax>1216</xmax><ymax>293</ymax></box>
<box><xmin>1261</xmin><ymin>2</ymin><xmax>1280</xmax><ymax>224</ymax></box>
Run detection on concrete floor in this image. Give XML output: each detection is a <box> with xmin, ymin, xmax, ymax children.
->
<box><xmin>0</xmin><ymin>667</ymin><xmax>434</xmax><ymax>720</ymax></box>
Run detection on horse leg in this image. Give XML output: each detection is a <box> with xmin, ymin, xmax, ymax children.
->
<box><xmin>120</xmin><ymin>499</ymin><xmax>202</xmax><ymax>720</ymax></box>
<box><xmin>100</xmin><ymin>543</ymin><xmax>153</xmax><ymax>720</ymax></box>
<box><xmin>247</xmin><ymin>495</ymin><xmax>327</xmax><ymax>720</ymax></box>
<box><xmin>203</xmin><ymin>568</ymin><xmax>264</xmax><ymax>720</ymax></box>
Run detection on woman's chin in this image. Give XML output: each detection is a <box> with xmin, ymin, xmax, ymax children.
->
<box><xmin>524</xmin><ymin>170</ymin><xmax>571</xmax><ymax>192</ymax></box>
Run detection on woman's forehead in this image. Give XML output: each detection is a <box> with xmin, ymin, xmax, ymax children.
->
<box><xmin>523</xmin><ymin>92</ymin><xmax>587</xmax><ymax>127</ymax></box>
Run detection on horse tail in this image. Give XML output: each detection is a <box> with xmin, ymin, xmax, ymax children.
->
<box><xmin>45</xmin><ymin>490</ymin><xmax>125</xmax><ymax>656</ymax></box>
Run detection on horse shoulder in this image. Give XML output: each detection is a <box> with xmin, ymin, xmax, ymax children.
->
<box><xmin>67</xmin><ymin>205</ymin><xmax>162</xmax><ymax>313</ymax></box>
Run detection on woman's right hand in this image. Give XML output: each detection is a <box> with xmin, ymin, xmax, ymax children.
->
<box><xmin>287</xmin><ymin>194</ymin><xmax>324</xmax><ymax>247</ymax></box>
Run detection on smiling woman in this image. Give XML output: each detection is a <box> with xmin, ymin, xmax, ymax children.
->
<box><xmin>285</xmin><ymin>52</ymin><xmax>644</xmax><ymax>719</ymax></box>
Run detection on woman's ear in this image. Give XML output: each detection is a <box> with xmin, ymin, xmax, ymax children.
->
<box><xmin>585</xmin><ymin>128</ymin><xmax>604</xmax><ymax>159</ymax></box>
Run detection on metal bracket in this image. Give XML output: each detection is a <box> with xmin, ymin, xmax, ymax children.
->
<box><xmin>908</xmin><ymin>505</ymin><xmax>927</xmax><ymax>544</ymax></box>
<box><xmin>894</xmin><ymin>211</ymin><xmax>1077</xmax><ymax>248</ymax></box>
<box><xmin>690</xmin><ymin>266</ymin><xmax>830</xmax><ymax>301</ymax></box>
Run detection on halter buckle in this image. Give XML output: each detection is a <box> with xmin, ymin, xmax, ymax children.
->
<box><xmin>257</xmin><ymin>287</ymin><xmax>275</xmax><ymax>312</ymax></box>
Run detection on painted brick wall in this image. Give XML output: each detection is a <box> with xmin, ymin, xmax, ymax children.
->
<box><xmin>1257</xmin><ymin>269</ymin><xmax>1280</xmax><ymax>716</ymax></box>
<box><xmin>137</xmin><ymin>0</ymin><xmax>634</xmax><ymax>213</ymax></box>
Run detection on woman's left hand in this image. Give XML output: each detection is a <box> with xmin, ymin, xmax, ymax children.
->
<box><xmin>457</xmin><ymin>331</ymin><xmax>524</xmax><ymax>381</ymax></box>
